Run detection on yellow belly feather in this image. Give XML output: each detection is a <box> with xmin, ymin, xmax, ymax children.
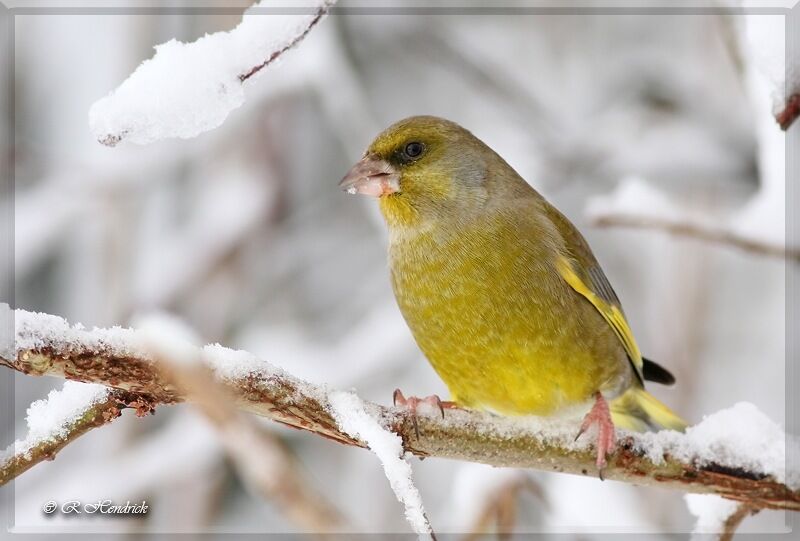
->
<box><xmin>388</xmin><ymin>213</ymin><xmax>630</xmax><ymax>416</ymax></box>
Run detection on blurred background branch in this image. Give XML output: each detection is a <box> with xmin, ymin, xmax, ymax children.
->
<box><xmin>462</xmin><ymin>474</ymin><xmax>547</xmax><ymax>541</ymax></box>
<box><xmin>589</xmin><ymin>213</ymin><xmax>797</xmax><ymax>261</ymax></box>
<box><xmin>143</xmin><ymin>316</ymin><xmax>349</xmax><ymax>533</ymax></box>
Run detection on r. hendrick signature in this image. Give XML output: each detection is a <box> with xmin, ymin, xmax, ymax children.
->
<box><xmin>43</xmin><ymin>500</ymin><xmax>149</xmax><ymax>516</ymax></box>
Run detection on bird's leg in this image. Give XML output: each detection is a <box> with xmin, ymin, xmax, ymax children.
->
<box><xmin>575</xmin><ymin>392</ymin><xmax>616</xmax><ymax>479</ymax></box>
<box><xmin>393</xmin><ymin>389</ymin><xmax>458</xmax><ymax>438</ymax></box>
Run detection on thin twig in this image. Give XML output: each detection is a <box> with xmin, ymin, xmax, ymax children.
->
<box><xmin>3</xmin><ymin>315</ymin><xmax>798</xmax><ymax>517</ymax></box>
<box><xmin>238</xmin><ymin>1</ymin><xmax>335</xmax><ymax>82</ymax></box>
<box><xmin>590</xmin><ymin>214</ymin><xmax>798</xmax><ymax>262</ymax></box>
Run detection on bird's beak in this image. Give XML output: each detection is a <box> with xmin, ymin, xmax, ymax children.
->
<box><xmin>339</xmin><ymin>154</ymin><xmax>400</xmax><ymax>197</ymax></box>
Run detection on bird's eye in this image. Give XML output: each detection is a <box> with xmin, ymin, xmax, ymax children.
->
<box><xmin>403</xmin><ymin>142</ymin><xmax>425</xmax><ymax>159</ymax></box>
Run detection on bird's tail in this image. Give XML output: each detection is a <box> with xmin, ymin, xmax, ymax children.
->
<box><xmin>610</xmin><ymin>387</ymin><xmax>688</xmax><ymax>432</ymax></box>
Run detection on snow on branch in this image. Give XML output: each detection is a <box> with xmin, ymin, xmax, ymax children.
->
<box><xmin>88</xmin><ymin>0</ymin><xmax>335</xmax><ymax>146</ymax></box>
<box><xmin>329</xmin><ymin>391</ymin><xmax>434</xmax><ymax>538</ymax></box>
<box><xmin>3</xmin><ymin>309</ymin><xmax>799</xmax><ymax>518</ymax></box>
<box><xmin>0</xmin><ymin>381</ymin><xmax>155</xmax><ymax>486</ymax></box>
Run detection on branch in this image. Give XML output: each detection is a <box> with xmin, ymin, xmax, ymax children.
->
<box><xmin>4</xmin><ymin>310</ymin><xmax>799</xmax><ymax>514</ymax></box>
<box><xmin>589</xmin><ymin>214</ymin><xmax>798</xmax><ymax>262</ymax></box>
<box><xmin>1</xmin><ymin>388</ymin><xmax>155</xmax><ymax>486</ymax></box>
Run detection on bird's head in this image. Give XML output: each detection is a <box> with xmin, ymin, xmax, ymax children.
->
<box><xmin>340</xmin><ymin>116</ymin><xmax>506</xmax><ymax>228</ymax></box>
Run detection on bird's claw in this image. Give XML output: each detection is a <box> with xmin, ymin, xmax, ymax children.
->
<box><xmin>575</xmin><ymin>392</ymin><xmax>616</xmax><ymax>480</ymax></box>
<box><xmin>393</xmin><ymin>389</ymin><xmax>457</xmax><ymax>438</ymax></box>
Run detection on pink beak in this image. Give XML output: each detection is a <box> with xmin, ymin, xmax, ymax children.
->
<box><xmin>339</xmin><ymin>154</ymin><xmax>400</xmax><ymax>197</ymax></box>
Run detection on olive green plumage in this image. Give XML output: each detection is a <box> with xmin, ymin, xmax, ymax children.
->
<box><xmin>360</xmin><ymin>115</ymin><xmax>686</xmax><ymax>432</ymax></box>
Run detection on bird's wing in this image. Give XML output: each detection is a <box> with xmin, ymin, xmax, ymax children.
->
<box><xmin>556</xmin><ymin>256</ymin><xmax>644</xmax><ymax>383</ymax></box>
<box><xmin>542</xmin><ymin>203</ymin><xmax>645</xmax><ymax>384</ymax></box>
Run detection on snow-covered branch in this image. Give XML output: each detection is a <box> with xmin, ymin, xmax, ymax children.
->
<box><xmin>0</xmin><ymin>383</ymin><xmax>155</xmax><ymax>486</ymax></box>
<box><xmin>329</xmin><ymin>390</ymin><xmax>434</xmax><ymax>537</ymax></box>
<box><xmin>3</xmin><ymin>310</ymin><xmax>799</xmax><ymax>516</ymax></box>
<box><xmin>89</xmin><ymin>0</ymin><xmax>335</xmax><ymax>146</ymax></box>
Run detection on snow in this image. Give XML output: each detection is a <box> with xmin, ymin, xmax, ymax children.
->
<box><xmin>14</xmin><ymin>309</ymin><xmax>140</xmax><ymax>358</ymax></box>
<box><xmin>635</xmin><ymin>402</ymin><xmax>798</xmax><ymax>490</ymax></box>
<box><xmin>685</xmin><ymin>494</ymin><xmax>739</xmax><ymax>536</ymax></box>
<box><xmin>2</xmin><ymin>381</ymin><xmax>111</xmax><ymax>461</ymax></box>
<box><xmin>12</xmin><ymin>309</ymin><xmax>319</xmax><ymax>405</ymax></box>
<box><xmin>203</xmin><ymin>344</ymin><xmax>275</xmax><ymax>380</ymax></box>
<box><xmin>430</xmin><ymin>401</ymin><xmax>797</xmax><ymax>492</ymax></box>
<box><xmin>13</xmin><ymin>307</ymin><xmax>285</xmax><ymax>378</ymax></box>
<box><xmin>328</xmin><ymin>391</ymin><xmax>433</xmax><ymax>539</ymax></box>
<box><xmin>88</xmin><ymin>0</ymin><xmax>335</xmax><ymax>146</ymax></box>
<box><xmin>133</xmin><ymin>313</ymin><xmax>202</xmax><ymax>367</ymax></box>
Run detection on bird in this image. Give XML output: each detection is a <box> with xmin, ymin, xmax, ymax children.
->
<box><xmin>339</xmin><ymin>115</ymin><xmax>687</xmax><ymax>473</ymax></box>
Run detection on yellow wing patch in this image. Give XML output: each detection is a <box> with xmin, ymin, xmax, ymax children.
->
<box><xmin>556</xmin><ymin>256</ymin><xmax>644</xmax><ymax>382</ymax></box>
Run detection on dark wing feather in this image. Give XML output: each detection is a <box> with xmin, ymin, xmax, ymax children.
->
<box><xmin>642</xmin><ymin>357</ymin><xmax>676</xmax><ymax>385</ymax></box>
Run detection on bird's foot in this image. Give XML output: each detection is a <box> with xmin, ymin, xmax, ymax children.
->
<box><xmin>393</xmin><ymin>389</ymin><xmax>458</xmax><ymax>438</ymax></box>
<box><xmin>575</xmin><ymin>392</ymin><xmax>616</xmax><ymax>480</ymax></box>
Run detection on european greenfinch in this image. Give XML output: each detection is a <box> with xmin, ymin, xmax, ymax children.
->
<box><xmin>340</xmin><ymin>116</ymin><xmax>687</xmax><ymax>472</ymax></box>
